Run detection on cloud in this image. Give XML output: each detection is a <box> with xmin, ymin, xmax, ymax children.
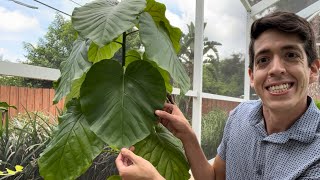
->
<box><xmin>0</xmin><ymin>6</ymin><xmax>40</xmax><ymax>32</ymax></box>
<box><xmin>159</xmin><ymin>0</ymin><xmax>248</xmax><ymax>59</ymax></box>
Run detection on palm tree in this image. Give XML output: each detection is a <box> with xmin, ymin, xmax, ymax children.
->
<box><xmin>176</xmin><ymin>22</ymin><xmax>222</xmax><ymax>117</ymax></box>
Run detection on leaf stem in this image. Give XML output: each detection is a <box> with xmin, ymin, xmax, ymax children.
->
<box><xmin>122</xmin><ymin>32</ymin><xmax>126</xmax><ymax>67</ymax></box>
<box><xmin>126</xmin><ymin>30</ymin><xmax>139</xmax><ymax>36</ymax></box>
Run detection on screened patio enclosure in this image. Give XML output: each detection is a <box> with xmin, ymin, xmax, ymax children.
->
<box><xmin>0</xmin><ymin>0</ymin><xmax>320</xmax><ymax>161</ymax></box>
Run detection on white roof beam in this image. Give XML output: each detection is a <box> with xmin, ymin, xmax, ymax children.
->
<box><xmin>296</xmin><ymin>0</ymin><xmax>320</xmax><ymax>19</ymax></box>
<box><xmin>240</xmin><ymin>0</ymin><xmax>252</xmax><ymax>12</ymax></box>
<box><xmin>251</xmin><ymin>0</ymin><xmax>280</xmax><ymax>17</ymax></box>
<box><xmin>0</xmin><ymin>61</ymin><xmax>60</xmax><ymax>81</ymax></box>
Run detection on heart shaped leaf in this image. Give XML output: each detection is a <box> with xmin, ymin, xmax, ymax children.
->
<box><xmin>72</xmin><ymin>0</ymin><xmax>146</xmax><ymax>47</ymax></box>
<box><xmin>139</xmin><ymin>12</ymin><xmax>190</xmax><ymax>94</ymax></box>
<box><xmin>135</xmin><ymin>124</ymin><xmax>190</xmax><ymax>180</ymax></box>
<box><xmin>80</xmin><ymin>60</ymin><xmax>166</xmax><ymax>147</ymax></box>
<box><xmin>38</xmin><ymin>99</ymin><xmax>104</xmax><ymax>180</ymax></box>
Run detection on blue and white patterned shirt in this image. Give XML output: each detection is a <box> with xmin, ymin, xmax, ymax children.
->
<box><xmin>217</xmin><ymin>96</ymin><xmax>320</xmax><ymax>179</ymax></box>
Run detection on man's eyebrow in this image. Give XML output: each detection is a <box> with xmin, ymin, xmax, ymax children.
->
<box><xmin>281</xmin><ymin>44</ymin><xmax>303</xmax><ymax>51</ymax></box>
<box><xmin>254</xmin><ymin>49</ymin><xmax>270</xmax><ymax>58</ymax></box>
<box><xmin>255</xmin><ymin>44</ymin><xmax>303</xmax><ymax>58</ymax></box>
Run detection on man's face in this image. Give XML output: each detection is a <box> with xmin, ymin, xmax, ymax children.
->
<box><xmin>249</xmin><ymin>29</ymin><xmax>319</xmax><ymax>112</ymax></box>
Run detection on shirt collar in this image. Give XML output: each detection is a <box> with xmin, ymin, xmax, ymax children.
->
<box><xmin>250</xmin><ymin>97</ymin><xmax>320</xmax><ymax>144</ymax></box>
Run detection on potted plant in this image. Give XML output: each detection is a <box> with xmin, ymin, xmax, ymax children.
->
<box><xmin>38</xmin><ymin>0</ymin><xmax>191</xmax><ymax>179</ymax></box>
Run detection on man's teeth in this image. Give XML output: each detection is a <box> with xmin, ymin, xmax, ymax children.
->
<box><xmin>268</xmin><ymin>83</ymin><xmax>290</xmax><ymax>93</ymax></box>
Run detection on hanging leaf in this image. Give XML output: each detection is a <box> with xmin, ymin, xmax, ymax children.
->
<box><xmin>80</xmin><ymin>60</ymin><xmax>166</xmax><ymax>148</ymax></box>
<box><xmin>139</xmin><ymin>12</ymin><xmax>190</xmax><ymax>94</ymax></box>
<box><xmin>144</xmin><ymin>0</ymin><xmax>182</xmax><ymax>53</ymax></box>
<box><xmin>72</xmin><ymin>0</ymin><xmax>146</xmax><ymax>47</ymax></box>
<box><xmin>135</xmin><ymin>124</ymin><xmax>190</xmax><ymax>180</ymax></box>
<box><xmin>53</xmin><ymin>38</ymin><xmax>92</xmax><ymax>104</ymax></box>
<box><xmin>88</xmin><ymin>36</ymin><xmax>123</xmax><ymax>63</ymax></box>
<box><xmin>38</xmin><ymin>99</ymin><xmax>104</xmax><ymax>180</ymax></box>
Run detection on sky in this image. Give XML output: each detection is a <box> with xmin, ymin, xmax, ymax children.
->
<box><xmin>0</xmin><ymin>0</ymin><xmax>248</xmax><ymax>64</ymax></box>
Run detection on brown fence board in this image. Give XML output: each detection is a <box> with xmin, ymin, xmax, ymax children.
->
<box><xmin>27</xmin><ymin>87</ymin><xmax>35</xmax><ymax>112</ymax></box>
<box><xmin>18</xmin><ymin>87</ymin><xmax>28</xmax><ymax>113</ymax></box>
<box><xmin>34</xmin><ymin>88</ymin><xmax>43</xmax><ymax>112</ymax></box>
<box><xmin>0</xmin><ymin>86</ymin><xmax>65</xmax><ymax>118</ymax></box>
<box><xmin>9</xmin><ymin>87</ymin><xmax>19</xmax><ymax>117</ymax></box>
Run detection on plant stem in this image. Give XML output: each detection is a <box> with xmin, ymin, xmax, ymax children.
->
<box><xmin>126</xmin><ymin>30</ymin><xmax>139</xmax><ymax>36</ymax></box>
<box><xmin>122</xmin><ymin>32</ymin><xmax>126</xmax><ymax>67</ymax></box>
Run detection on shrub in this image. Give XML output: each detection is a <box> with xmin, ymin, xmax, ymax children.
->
<box><xmin>201</xmin><ymin>109</ymin><xmax>227</xmax><ymax>160</ymax></box>
<box><xmin>0</xmin><ymin>109</ymin><xmax>56</xmax><ymax>180</ymax></box>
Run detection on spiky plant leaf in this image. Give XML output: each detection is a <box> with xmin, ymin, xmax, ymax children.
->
<box><xmin>72</xmin><ymin>0</ymin><xmax>146</xmax><ymax>47</ymax></box>
<box><xmin>38</xmin><ymin>99</ymin><xmax>104</xmax><ymax>180</ymax></box>
<box><xmin>135</xmin><ymin>124</ymin><xmax>190</xmax><ymax>180</ymax></box>
<box><xmin>80</xmin><ymin>60</ymin><xmax>166</xmax><ymax>148</ymax></box>
<box><xmin>88</xmin><ymin>36</ymin><xmax>123</xmax><ymax>63</ymax></box>
<box><xmin>53</xmin><ymin>38</ymin><xmax>92</xmax><ymax>104</ymax></box>
<box><xmin>139</xmin><ymin>12</ymin><xmax>190</xmax><ymax>93</ymax></box>
<box><xmin>144</xmin><ymin>0</ymin><xmax>182</xmax><ymax>53</ymax></box>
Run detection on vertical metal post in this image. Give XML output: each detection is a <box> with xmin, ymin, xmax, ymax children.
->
<box><xmin>192</xmin><ymin>0</ymin><xmax>204</xmax><ymax>142</ymax></box>
<box><xmin>244</xmin><ymin>11</ymin><xmax>252</xmax><ymax>100</ymax></box>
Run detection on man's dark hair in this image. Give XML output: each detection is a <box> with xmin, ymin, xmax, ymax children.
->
<box><xmin>249</xmin><ymin>11</ymin><xmax>318</xmax><ymax>70</ymax></box>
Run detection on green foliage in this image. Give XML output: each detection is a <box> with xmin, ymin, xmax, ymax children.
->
<box><xmin>39</xmin><ymin>0</ymin><xmax>191</xmax><ymax>179</ymax></box>
<box><xmin>203</xmin><ymin>53</ymin><xmax>245</xmax><ymax>97</ymax></box>
<box><xmin>315</xmin><ymin>100</ymin><xmax>320</xmax><ymax>109</ymax></box>
<box><xmin>201</xmin><ymin>109</ymin><xmax>227</xmax><ymax>159</ymax></box>
<box><xmin>0</xmin><ymin>103</ymin><xmax>56</xmax><ymax>180</ymax></box>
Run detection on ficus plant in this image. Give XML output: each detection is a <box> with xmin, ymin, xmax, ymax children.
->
<box><xmin>38</xmin><ymin>0</ymin><xmax>191</xmax><ymax>179</ymax></box>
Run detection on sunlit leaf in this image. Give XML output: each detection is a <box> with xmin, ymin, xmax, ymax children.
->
<box><xmin>80</xmin><ymin>60</ymin><xmax>166</xmax><ymax>148</ymax></box>
<box><xmin>88</xmin><ymin>36</ymin><xmax>123</xmax><ymax>63</ymax></box>
<box><xmin>38</xmin><ymin>99</ymin><xmax>104</xmax><ymax>180</ymax></box>
<box><xmin>125</xmin><ymin>49</ymin><xmax>142</xmax><ymax>67</ymax></box>
<box><xmin>144</xmin><ymin>0</ymin><xmax>182</xmax><ymax>53</ymax></box>
<box><xmin>139</xmin><ymin>12</ymin><xmax>190</xmax><ymax>93</ymax></box>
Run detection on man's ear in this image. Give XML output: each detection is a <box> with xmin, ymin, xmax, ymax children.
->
<box><xmin>309</xmin><ymin>59</ymin><xmax>320</xmax><ymax>84</ymax></box>
<box><xmin>248</xmin><ymin>68</ymin><xmax>254</xmax><ymax>88</ymax></box>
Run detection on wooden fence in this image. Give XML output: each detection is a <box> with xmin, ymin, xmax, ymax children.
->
<box><xmin>0</xmin><ymin>86</ymin><xmax>64</xmax><ymax>118</ymax></box>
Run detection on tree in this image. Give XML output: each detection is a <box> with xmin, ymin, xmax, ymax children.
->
<box><xmin>176</xmin><ymin>22</ymin><xmax>221</xmax><ymax>117</ymax></box>
<box><xmin>203</xmin><ymin>53</ymin><xmax>245</xmax><ymax>97</ymax></box>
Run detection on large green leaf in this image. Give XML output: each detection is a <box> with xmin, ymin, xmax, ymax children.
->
<box><xmin>38</xmin><ymin>99</ymin><xmax>104</xmax><ymax>180</ymax></box>
<box><xmin>144</xmin><ymin>0</ymin><xmax>182</xmax><ymax>53</ymax></box>
<box><xmin>72</xmin><ymin>0</ymin><xmax>146</xmax><ymax>47</ymax></box>
<box><xmin>88</xmin><ymin>36</ymin><xmax>123</xmax><ymax>63</ymax></box>
<box><xmin>139</xmin><ymin>12</ymin><xmax>190</xmax><ymax>94</ymax></box>
<box><xmin>53</xmin><ymin>38</ymin><xmax>92</xmax><ymax>104</ymax></box>
<box><xmin>135</xmin><ymin>124</ymin><xmax>190</xmax><ymax>180</ymax></box>
<box><xmin>125</xmin><ymin>50</ymin><xmax>172</xmax><ymax>93</ymax></box>
<box><xmin>80</xmin><ymin>60</ymin><xmax>166</xmax><ymax>148</ymax></box>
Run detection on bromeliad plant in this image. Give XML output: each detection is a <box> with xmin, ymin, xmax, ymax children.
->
<box><xmin>38</xmin><ymin>0</ymin><xmax>191</xmax><ymax>179</ymax></box>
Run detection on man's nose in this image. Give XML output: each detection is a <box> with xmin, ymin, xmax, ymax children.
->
<box><xmin>268</xmin><ymin>56</ymin><xmax>286</xmax><ymax>76</ymax></box>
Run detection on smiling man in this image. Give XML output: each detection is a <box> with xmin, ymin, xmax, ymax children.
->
<box><xmin>115</xmin><ymin>11</ymin><xmax>320</xmax><ymax>180</ymax></box>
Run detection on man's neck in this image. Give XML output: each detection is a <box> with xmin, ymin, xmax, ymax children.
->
<box><xmin>262</xmin><ymin>100</ymin><xmax>308</xmax><ymax>135</ymax></box>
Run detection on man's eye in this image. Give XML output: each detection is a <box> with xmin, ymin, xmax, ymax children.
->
<box><xmin>256</xmin><ymin>57</ymin><xmax>269</xmax><ymax>64</ymax></box>
<box><xmin>286</xmin><ymin>52</ymin><xmax>299</xmax><ymax>59</ymax></box>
